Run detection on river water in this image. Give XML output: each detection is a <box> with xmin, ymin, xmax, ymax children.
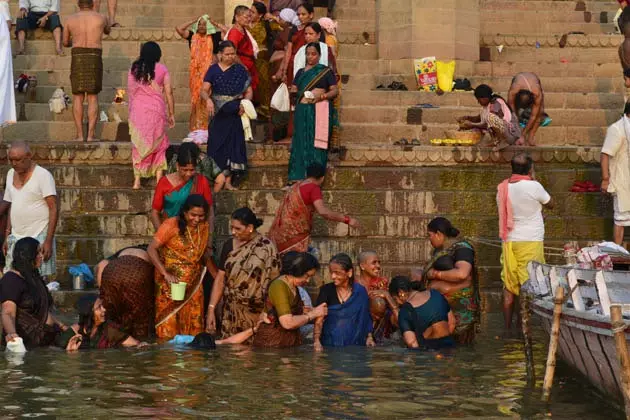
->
<box><xmin>0</xmin><ymin>313</ymin><xmax>622</xmax><ymax>419</ymax></box>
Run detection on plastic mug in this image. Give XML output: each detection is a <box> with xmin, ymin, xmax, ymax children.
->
<box><xmin>170</xmin><ymin>282</ymin><xmax>187</xmax><ymax>301</ymax></box>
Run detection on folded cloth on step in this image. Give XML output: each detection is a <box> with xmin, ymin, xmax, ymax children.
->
<box><xmin>68</xmin><ymin>263</ymin><xmax>94</xmax><ymax>282</ymax></box>
<box><xmin>240</xmin><ymin>99</ymin><xmax>257</xmax><ymax>142</ymax></box>
<box><xmin>70</xmin><ymin>47</ymin><xmax>103</xmax><ymax>95</ymax></box>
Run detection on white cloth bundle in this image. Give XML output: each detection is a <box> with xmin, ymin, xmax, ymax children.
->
<box><xmin>240</xmin><ymin>99</ymin><xmax>257</xmax><ymax>142</ymax></box>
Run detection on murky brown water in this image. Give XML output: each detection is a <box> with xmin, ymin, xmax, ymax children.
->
<box><xmin>0</xmin><ymin>313</ymin><xmax>623</xmax><ymax>419</ymax></box>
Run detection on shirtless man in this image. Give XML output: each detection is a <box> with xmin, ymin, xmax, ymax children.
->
<box><xmin>507</xmin><ymin>72</ymin><xmax>545</xmax><ymax>146</ymax></box>
<box><xmin>62</xmin><ymin>0</ymin><xmax>110</xmax><ymax>142</ymax></box>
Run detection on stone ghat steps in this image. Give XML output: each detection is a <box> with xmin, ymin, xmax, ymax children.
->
<box><xmin>482</xmin><ymin>9</ymin><xmax>617</xmax><ymax>24</ymax></box>
<box><xmin>480</xmin><ymin>21</ymin><xmax>614</xmax><ymax>35</ymax></box>
<box><xmin>484</xmin><ymin>45</ymin><xmax>624</xmax><ymax>63</ymax></box>
<box><xmin>481</xmin><ymin>1</ymin><xmax>619</xmax><ymax>11</ymax></box>
<box><xmin>480</xmin><ymin>33</ymin><xmax>623</xmax><ymax>48</ymax></box>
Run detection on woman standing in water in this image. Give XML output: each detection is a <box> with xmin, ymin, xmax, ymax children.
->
<box><xmin>127</xmin><ymin>41</ymin><xmax>175</xmax><ymax>189</ymax></box>
<box><xmin>422</xmin><ymin>217</ymin><xmax>480</xmax><ymax>344</ymax></box>
<box><xmin>148</xmin><ymin>195</ymin><xmax>211</xmax><ymax>339</ymax></box>
<box><xmin>201</xmin><ymin>41</ymin><xmax>253</xmax><ymax>190</ymax></box>
<box><xmin>206</xmin><ymin>207</ymin><xmax>281</xmax><ymax>339</ymax></box>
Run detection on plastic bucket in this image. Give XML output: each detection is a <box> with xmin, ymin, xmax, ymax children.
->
<box><xmin>170</xmin><ymin>282</ymin><xmax>187</xmax><ymax>301</ymax></box>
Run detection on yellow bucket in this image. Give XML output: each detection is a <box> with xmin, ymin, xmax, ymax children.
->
<box><xmin>170</xmin><ymin>282</ymin><xmax>187</xmax><ymax>301</ymax></box>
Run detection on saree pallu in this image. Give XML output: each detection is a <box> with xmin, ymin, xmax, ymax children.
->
<box><xmin>70</xmin><ymin>47</ymin><xmax>103</xmax><ymax>95</ymax></box>
<box><xmin>251</xmin><ymin>21</ymin><xmax>277</xmax><ymax>121</ymax></box>
<box><xmin>12</xmin><ymin>279</ymin><xmax>56</xmax><ymax>349</ymax></box>
<box><xmin>267</xmin><ymin>182</ymin><xmax>313</xmax><ymax>254</ymax></box>
<box><xmin>154</xmin><ymin>218</ymin><xmax>209</xmax><ymax>339</ymax></box>
<box><xmin>325</xmin><ymin>34</ymin><xmax>341</xmax><ymax>150</ymax></box>
<box><xmin>100</xmin><ymin>255</ymin><xmax>155</xmax><ymax>339</ymax></box>
<box><xmin>189</xmin><ymin>34</ymin><xmax>214</xmax><ymax>131</ymax></box>
<box><xmin>288</xmin><ymin>64</ymin><xmax>332</xmax><ymax>182</ymax></box>
<box><xmin>423</xmin><ymin>239</ymin><xmax>480</xmax><ymax>345</ymax></box>
<box><xmin>128</xmin><ymin>67</ymin><xmax>170</xmax><ymax>178</ymax></box>
<box><xmin>269</xmin><ymin>27</ymin><xmax>291</xmax><ymax>141</ymax></box>
<box><xmin>80</xmin><ymin>321</ymin><xmax>130</xmax><ymax>349</ymax></box>
<box><xmin>321</xmin><ymin>283</ymin><xmax>373</xmax><ymax>347</ymax></box>
<box><xmin>481</xmin><ymin>100</ymin><xmax>521</xmax><ymax>146</ymax></box>
<box><xmin>0</xmin><ymin>14</ymin><xmax>16</xmax><ymax>127</ymax></box>
<box><xmin>253</xmin><ymin>277</ymin><xmax>304</xmax><ymax>348</ymax></box>
<box><xmin>161</xmin><ymin>174</ymin><xmax>209</xmax><ymax>218</ymax></box>
<box><xmin>221</xmin><ymin>233</ymin><xmax>281</xmax><ymax>339</ymax></box>
<box><xmin>286</xmin><ymin>28</ymin><xmax>306</xmax><ymax>86</ymax></box>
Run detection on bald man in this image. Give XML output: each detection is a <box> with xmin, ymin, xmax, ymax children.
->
<box><xmin>3</xmin><ymin>142</ymin><xmax>58</xmax><ymax>278</ymax></box>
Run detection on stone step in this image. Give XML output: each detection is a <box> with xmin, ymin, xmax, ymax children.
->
<box><xmin>481</xmin><ymin>33</ymin><xmax>621</xmax><ymax>48</ymax></box>
<box><xmin>471</xmin><ymin>60</ymin><xmax>621</xmax><ymax>78</ymax></box>
<box><xmin>484</xmin><ymin>45</ymin><xmax>622</xmax><ymax>63</ymax></box>
<box><xmin>481</xmin><ymin>1</ymin><xmax>619</xmax><ymax>12</ymax></box>
<box><xmin>480</xmin><ymin>20</ymin><xmax>614</xmax><ymax>35</ymax></box>
<box><xmin>482</xmin><ymin>9</ymin><xmax>617</xmax><ymax>24</ymax></box>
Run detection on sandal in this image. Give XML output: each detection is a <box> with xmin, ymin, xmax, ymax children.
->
<box><xmin>393</xmin><ymin>138</ymin><xmax>409</xmax><ymax>146</ymax></box>
<box><xmin>410</xmin><ymin>138</ymin><xmax>421</xmax><ymax>145</ymax></box>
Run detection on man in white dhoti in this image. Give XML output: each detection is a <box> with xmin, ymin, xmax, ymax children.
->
<box><xmin>601</xmin><ymin>102</ymin><xmax>630</xmax><ymax>244</ymax></box>
<box><xmin>0</xmin><ymin>1</ymin><xmax>17</xmax><ymax>128</ymax></box>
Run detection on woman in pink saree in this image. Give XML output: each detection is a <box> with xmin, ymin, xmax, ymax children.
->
<box><xmin>128</xmin><ymin>42</ymin><xmax>175</xmax><ymax>189</ymax></box>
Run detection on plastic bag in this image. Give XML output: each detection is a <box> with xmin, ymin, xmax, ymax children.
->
<box><xmin>414</xmin><ymin>57</ymin><xmax>437</xmax><ymax>92</ymax></box>
<box><xmin>436</xmin><ymin>60</ymin><xmax>456</xmax><ymax>92</ymax></box>
<box><xmin>271</xmin><ymin>83</ymin><xmax>290</xmax><ymax>112</ymax></box>
<box><xmin>68</xmin><ymin>263</ymin><xmax>94</xmax><ymax>282</ymax></box>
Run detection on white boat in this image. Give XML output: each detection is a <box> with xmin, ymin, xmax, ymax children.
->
<box><xmin>527</xmin><ymin>261</ymin><xmax>630</xmax><ymax>400</ymax></box>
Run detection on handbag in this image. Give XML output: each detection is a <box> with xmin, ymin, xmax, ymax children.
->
<box><xmin>271</xmin><ymin>83</ymin><xmax>290</xmax><ymax>112</ymax></box>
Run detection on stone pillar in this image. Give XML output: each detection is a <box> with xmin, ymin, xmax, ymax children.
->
<box><xmin>378</xmin><ymin>0</ymin><xmax>479</xmax><ymax>61</ymax></box>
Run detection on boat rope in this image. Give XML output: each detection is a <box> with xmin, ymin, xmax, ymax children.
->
<box><xmin>467</xmin><ymin>237</ymin><xmax>565</xmax><ymax>257</ymax></box>
<box><xmin>611</xmin><ymin>321</ymin><xmax>627</xmax><ymax>334</ymax></box>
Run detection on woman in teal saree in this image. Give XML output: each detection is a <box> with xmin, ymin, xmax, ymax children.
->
<box><xmin>288</xmin><ymin>42</ymin><xmax>338</xmax><ymax>184</ymax></box>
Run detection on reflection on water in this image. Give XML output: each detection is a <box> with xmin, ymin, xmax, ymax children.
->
<box><xmin>0</xmin><ymin>314</ymin><xmax>623</xmax><ymax>419</ymax></box>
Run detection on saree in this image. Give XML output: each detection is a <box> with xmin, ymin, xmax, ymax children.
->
<box><xmin>267</xmin><ymin>182</ymin><xmax>313</xmax><ymax>254</ymax></box>
<box><xmin>80</xmin><ymin>321</ymin><xmax>130</xmax><ymax>349</ymax></box>
<box><xmin>423</xmin><ymin>239</ymin><xmax>480</xmax><ymax>345</ymax></box>
<box><xmin>288</xmin><ymin>64</ymin><xmax>333</xmax><ymax>182</ymax></box>
<box><xmin>0</xmin><ymin>9</ymin><xmax>16</xmax><ymax>127</ymax></box>
<box><xmin>286</xmin><ymin>27</ymin><xmax>307</xmax><ymax>86</ymax></box>
<box><xmin>100</xmin><ymin>255</ymin><xmax>155</xmax><ymax>339</ymax></box>
<box><xmin>321</xmin><ymin>283</ymin><xmax>373</xmax><ymax>347</ymax></box>
<box><xmin>128</xmin><ymin>63</ymin><xmax>170</xmax><ymax>178</ymax></box>
<box><xmin>364</xmin><ymin>276</ymin><xmax>394</xmax><ymax>341</ymax></box>
<box><xmin>324</xmin><ymin>34</ymin><xmax>341</xmax><ymax>150</ymax></box>
<box><xmin>154</xmin><ymin>218</ymin><xmax>209</xmax><ymax>339</ymax></box>
<box><xmin>270</xmin><ymin>25</ymin><xmax>292</xmax><ymax>141</ymax></box>
<box><xmin>480</xmin><ymin>97</ymin><xmax>521</xmax><ymax>146</ymax></box>
<box><xmin>153</xmin><ymin>174</ymin><xmax>212</xmax><ymax>219</ymax></box>
<box><xmin>189</xmin><ymin>33</ymin><xmax>214</xmax><ymax>131</ymax></box>
<box><xmin>205</xmin><ymin>63</ymin><xmax>251</xmax><ymax>175</ymax></box>
<box><xmin>253</xmin><ymin>276</ymin><xmax>304</xmax><ymax>348</ymax></box>
<box><xmin>221</xmin><ymin>233</ymin><xmax>281</xmax><ymax>338</ymax></box>
<box><xmin>251</xmin><ymin>20</ymin><xmax>281</xmax><ymax>121</ymax></box>
<box><xmin>226</xmin><ymin>27</ymin><xmax>259</xmax><ymax>91</ymax></box>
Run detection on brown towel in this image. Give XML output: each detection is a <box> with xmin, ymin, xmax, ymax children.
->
<box><xmin>70</xmin><ymin>47</ymin><xmax>103</xmax><ymax>95</ymax></box>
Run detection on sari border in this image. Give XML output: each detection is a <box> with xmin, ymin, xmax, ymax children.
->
<box><xmin>155</xmin><ymin>267</ymin><xmax>206</xmax><ymax>328</ymax></box>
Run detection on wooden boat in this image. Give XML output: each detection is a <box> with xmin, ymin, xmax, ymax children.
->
<box><xmin>527</xmin><ymin>261</ymin><xmax>630</xmax><ymax>400</ymax></box>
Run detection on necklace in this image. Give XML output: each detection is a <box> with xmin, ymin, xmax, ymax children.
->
<box><xmin>186</xmin><ymin>225</ymin><xmax>201</xmax><ymax>253</ymax></box>
<box><xmin>336</xmin><ymin>285</ymin><xmax>352</xmax><ymax>304</ymax></box>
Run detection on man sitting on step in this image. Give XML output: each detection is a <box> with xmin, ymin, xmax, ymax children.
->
<box><xmin>15</xmin><ymin>0</ymin><xmax>63</xmax><ymax>56</ymax></box>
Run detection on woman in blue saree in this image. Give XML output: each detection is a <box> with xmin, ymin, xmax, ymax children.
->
<box><xmin>288</xmin><ymin>42</ymin><xmax>338</xmax><ymax>185</ymax></box>
<box><xmin>201</xmin><ymin>41</ymin><xmax>253</xmax><ymax>191</ymax></box>
<box><xmin>313</xmin><ymin>253</ymin><xmax>374</xmax><ymax>351</ymax></box>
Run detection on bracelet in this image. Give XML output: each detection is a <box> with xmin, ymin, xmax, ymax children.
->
<box><xmin>208</xmin><ymin>304</ymin><xmax>215</xmax><ymax>309</ymax></box>
<box><xmin>343</xmin><ymin>215</ymin><xmax>350</xmax><ymax>225</ymax></box>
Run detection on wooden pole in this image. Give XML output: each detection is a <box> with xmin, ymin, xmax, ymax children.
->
<box><xmin>542</xmin><ymin>286</ymin><xmax>564</xmax><ymax>402</ymax></box>
<box><xmin>610</xmin><ymin>304</ymin><xmax>630</xmax><ymax>419</ymax></box>
<box><xmin>520</xmin><ymin>289</ymin><xmax>535</xmax><ymax>386</ymax></box>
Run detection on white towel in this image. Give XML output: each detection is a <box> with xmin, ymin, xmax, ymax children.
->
<box><xmin>293</xmin><ymin>42</ymin><xmax>329</xmax><ymax>77</ymax></box>
<box><xmin>240</xmin><ymin>99</ymin><xmax>257</xmax><ymax>142</ymax></box>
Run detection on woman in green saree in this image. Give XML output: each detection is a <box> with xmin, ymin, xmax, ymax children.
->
<box><xmin>287</xmin><ymin>42</ymin><xmax>338</xmax><ymax>185</ymax></box>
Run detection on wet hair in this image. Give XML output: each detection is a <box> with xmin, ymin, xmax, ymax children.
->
<box><xmin>515</xmin><ymin>89</ymin><xmax>534</xmax><ymax>111</ymax></box>
<box><xmin>233</xmin><ymin>5</ymin><xmax>250</xmax><ymax>23</ymax></box>
<box><xmin>131</xmin><ymin>41</ymin><xmax>162</xmax><ymax>84</ymax></box>
<box><xmin>306</xmin><ymin>163</ymin><xmax>326</xmax><ymax>179</ymax></box>
<box><xmin>298</xmin><ymin>3</ymin><xmax>315</xmax><ymax>14</ymax></box>
<box><xmin>252</xmin><ymin>1</ymin><xmax>267</xmax><ymax>15</ymax></box>
<box><xmin>473</xmin><ymin>84</ymin><xmax>493</xmax><ymax>100</ymax></box>
<box><xmin>620</xmin><ymin>7</ymin><xmax>630</xmax><ymax>33</ymax></box>
<box><xmin>281</xmin><ymin>251</ymin><xmax>320</xmax><ymax>277</ymax></box>
<box><xmin>177</xmin><ymin>194</ymin><xmax>209</xmax><ymax>236</ymax></box>
<box><xmin>305</xmin><ymin>22</ymin><xmax>323</xmax><ymax>34</ymax></box>
<box><xmin>231</xmin><ymin>207</ymin><xmax>264</xmax><ymax>229</ymax></box>
<box><xmin>177</xmin><ymin>142</ymin><xmax>200</xmax><ymax>167</ymax></box>
<box><xmin>217</xmin><ymin>40</ymin><xmax>236</xmax><ymax>54</ymax></box>
<box><xmin>511</xmin><ymin>153</ymin><xmax>533</xmax><ymax>176</ymax></box>
<box><xmin>329</xmin><ymin>253</ymin><xmax>355</xmax><ymax>283</ymax></box>
<box><xmin>427</xmin><ymin>217</ymin><xmax>460</xmax><ymax>238</ymax></box>
<box><xmin>189</xmin><ymin>332</ymin><xmax>217</xmax><ymax>350</ymax></box>
<box><xmin>12</xmin><ymin>237</ymin><xmax>47</xmax><ymax>311</ymax></box>
<box><xmin>305</xmin><ymin>42</ymin><xmax>321</xmax><ymax>56</ymax></box>
<box><xmin>77</xmin><ymin>294</ymin><xmax>99</xmax><ymax>337</ymax></box>
<box><xmin>388</xmin><ymin>275</ymin><xmax>425</xmax><ymax>295</ymax></box>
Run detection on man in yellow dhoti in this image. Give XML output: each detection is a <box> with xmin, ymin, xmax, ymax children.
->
<box><xmin>497</xmin><ymin>154</ymin><xmax>553</xmax><ymax>330</ymax></box>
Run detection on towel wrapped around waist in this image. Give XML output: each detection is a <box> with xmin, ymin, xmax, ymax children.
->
<box><xmin>71</xmin><ymin>47</ymin><xmax>103</xmax><ymax>95</ymax></box>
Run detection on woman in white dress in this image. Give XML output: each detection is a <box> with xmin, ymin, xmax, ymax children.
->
<box><xmin>0</xmin><ymin>0</ymin><xmax>17</xmax><ymax>127</ymax></box>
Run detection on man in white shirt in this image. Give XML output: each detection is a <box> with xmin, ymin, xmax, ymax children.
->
<box><xmin>601</xmin><ymin>104</ymin><xmax>630</xmax><ymax>245</ymax></box>
<box><xmin>497</xmin><ymin>153</ymin><xmax>553</xmax><ymax>330</ymax></box>
<box><xmin>3</xmin><ymin>142</ymin><xmax>58</xmax><ymax>278</ymax></box>
<box><xmin>15</xmin><ymin>0</ymin><xmax>63</xmax><ymax>56</ymax></box>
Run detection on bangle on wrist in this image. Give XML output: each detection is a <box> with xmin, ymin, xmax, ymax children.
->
<box><xmin>208</xmin><ymin>304</ymin><xmax>215</xmax><ymax>309</ymax></box>
<box><xmin>343</xmin><ymin>215</ymin><xmax>350</xmax><ymax>225</ymax></box>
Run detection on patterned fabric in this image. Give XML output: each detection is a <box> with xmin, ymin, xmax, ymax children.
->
<box><xmin>70</xmin><ymin>47</ymin><xmax>103</xmax><ymax>94</ymax></box>
<box><xmin>167</xmin><ymin>153</ymin><xmax>222</xmax><ymax>183</ymax></box>
<box><xmin>423</xmin><ymin>239</ymin><xmax>480</xmax><ymax>345</ymax></box>
<box><xmin>82</xmin><ymin>321</ymin><xmax>129</xmax><ymax>349</ymax></box>
<box><xmin>100</xmin><ymin>255</ymin><xmax>155</xmax><ymax>339</ymax></box>
<box><xmin>324</xmin><ymin>34</ymin><xmax>341</xmax><ymax>150</ymax></box>
<box><xmin>250</xmin><ymin>20</ymin><xmax>278</xmax><ymax>120</ymax></box>
<box><xmin>253</xmin><ymin>276</ymin><xmax>303</xmax><ymax>348</ymax></box>
<box><xmin>267</xmin><ymin>182</ymin><xmax>313</xmax><ymax>254</ymax></box>
<box><xmin>480</xmin><ymin>97</ymin><xmax>521</xmax><ymax>146</ymax></box>
<box><xmin>221</xmin><ymin>233</ymin><xmax>281</xmax><ymax>339</ymax></box>
<box><xmin>363</xmin><ymin>276</ymin><xmax>394</xmax><ymax>341</ymax></box>
<box><xmin>154</xmin><ymin>218</ymin><xmax>209</xmax><ymax>339</ymax></box>
<box><xmin>189</xmin><ymin>34</ymin><xmax>214</xmax><ymax>131</ymax></box>
<box><xmin>128</xmin><ymin>63</ymin><xmax>170</xmax><ymax>178</ymax></box>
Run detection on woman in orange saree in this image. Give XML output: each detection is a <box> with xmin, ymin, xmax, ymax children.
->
<box><xmin>188</xmin><ymin>16</ymin><xmax>216</xmax><ymax>132</ymax></box>
<box><xmin>148</xmin><ymin>194</ymin><xmax>211</xmax><ymax>339</ymax></box>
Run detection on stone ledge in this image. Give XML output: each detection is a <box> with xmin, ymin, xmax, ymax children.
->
<box><xmin>481</xmin><ymin>33</ymin><xmax>621</xmax><ymax>48</ymax></box>
<box><xmin>0</xmin><ymin>143</ymin><xmax>602</xmax><ymax>165</ymax></box>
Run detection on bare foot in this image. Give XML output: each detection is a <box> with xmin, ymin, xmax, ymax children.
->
<box><xmin>514</xmin><ymin>138</ymin><xmax>525</xmax><ymax>146</ymax></box>
<box><xmin>492</xmin><ymin>141</ymin><xmax>510</xmax><ymax>152</ymax></box>
<box><xmin>56</xmin><ymin>49</ymin><xmax>65</xmax><ymax>56</ymax></box>
<box><xmin>111</xmin><ymin>22</ymin><xmax>122</xmax><ymax>27</ymax></box>
<box><xmin>132</xmin><ymin>179</ymin><xmax>141</xmax><ymax>190</ymax></box>
<box><xmin>224</xmin><ymin>183</ymin><xmax>238</xmax><ymax>191</ymax></box>
<box><xmin>13</xmin><ymin>50</ymin><xmax>25</xmax><ymax>58</ymax></box>
<box><xmin>72</xmin><ymin>137</ymin><xmax>84</xmax><ymax>142</ymax></box>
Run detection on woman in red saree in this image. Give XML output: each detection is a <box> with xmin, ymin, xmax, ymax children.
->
<box><xmin>273</xmin><ymin>3</ymin><xmax>314</xmax><ymax>87</ymax></box>
<box><xmin>226</xmin><ymin>6</ymin><xmax>259</xmax><ymax>91</ymax></box>
<box><xmin>267</xmin><ymin>163</ymin><xmax>359</xmax><ymax>255</ymax></box>
<box><xmin>148</xmin><ymin>194</ymin><xmax>211</xmax><ymax>340</ymax></box>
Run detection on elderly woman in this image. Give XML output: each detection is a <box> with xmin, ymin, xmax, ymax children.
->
<box><xmin>253</xmin><ymin>251</ymin><xmax>327</xmax><ymax>347</ymax></box>
<box><xmin>151</xmin><ymin>142</ymin><xmax>214</xmax><ymax>232</ymax></box>
<box><xmin>201</xmin><ymin>41</ymin><xmax>253</xmax><ymax>191</ymax></box>
<box><xmin>206</xmin><ymin>207</ymin><xmax>281</xmax><ymax>339</ymax></box>
<box><xmin>288</xmin><ymin>42</ymin><xmax>338</xmax><ymax>184</ymax></box>
<box><xmin>357</xmin><ymin>250</ymin><xmax>397</xmax><ymax>341</ymax></box>
<box><xmin>94</xmin><ymin>245</ymin><xmax>154</xmax><ymax>339</ymax></box>
<box><xmin>458</xmin><ymin>84</ymin><xmax>521</xmax><ymax>151</ymax></box>
<box><xmin>389</xmin><ymin>276</ymin><xmax>456</xmax><ymax>350</ymax></box>
<box><xmin>268</xmin><ymin>163</ymin><xmax>359</xmax><ymax>255</ymax></box>
<box><xmin>313</xmin><ymin>253</ymin><xmax>374</xmax><ymax>351</ymax></box>
<box><xmin>0</xmin><ymin>237</ymin><xmax>66</xmax><ymax>349</ymax></box>
<box><xmin>226</xmin><ymin>6</ymin><xmax>259</xmax><ymax>91</ymax></box>
<box><xmin>176</xmin><ymin>15</ymin><xmax>221</xmax><ymax>134</ymax></box>
<box><xmin>422</xmin><ymin>217</ymin><xmax>479</xmax><ymax>344</ymax></box>
<box><xmin>148</xmin><ymin>194</ymin><xmax>211</xmax><ymax>339</ymax></box>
